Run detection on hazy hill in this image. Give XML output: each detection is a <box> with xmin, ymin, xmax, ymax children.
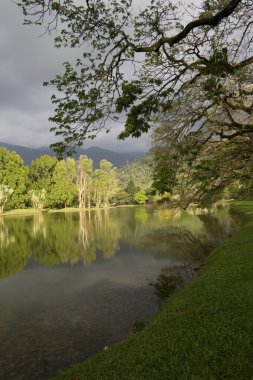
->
<box><xmin>117</xmin><ymin>153</ymin><xmax>154</xmax><ymax>190</ymax></box>
<box><xmin>0</xmin><ymin>142</ymin><xmax>146</xmax><ymax>167</ymax></box>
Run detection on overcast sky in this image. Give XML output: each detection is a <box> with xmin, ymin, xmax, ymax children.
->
<box><xmin>0</xmin><ymin>0</ymin><xmax>150</xmax><ymax>152</ymax></box>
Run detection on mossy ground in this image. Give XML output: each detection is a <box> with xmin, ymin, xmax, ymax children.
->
<box><xmin>51</xmin><ymin>201</ymin><xmax>253</xmax><ymax>380</ymax></box>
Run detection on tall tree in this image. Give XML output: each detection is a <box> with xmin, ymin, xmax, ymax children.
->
<box><xmin>29</xmin><ymin>189</ymin><xmax>47</xmax><ymax>212</ymax></box>
<box><xmin>76</xmin><ymin>155</ymin><xmax>93</xmax><ymax>209</ymax></box>
<box><xmin>17</xmin><ymin>0</ymin><xmax>253</xmax><ymax>154</ymax></box>
<box><xmin>0</xmin><ymin>147</ymin><xmax>29</xmax><ymax>209</ymax></box>
<box><xmin>125</xmin><ymin>179</ymin><xmax>139</xmax><ymax>203</ymax></box>
<box><xmin>92</xmin><ymin>160</ymin><xmax>118</xmax><ymax>207</ymax></box>
<box><xmin>92</xmin><ymin>169</ymin><xmax>103</xmax><ymax>208</ymax></box>
<box><xmin>0</xmin><ymin>185</ymin><xmax>13</xmax><ymax>214</ymax></box>
<box><xmin>29</xmin><ymin>155</ymin><xmax>58</xmax><ymax>207</ymax></box>
<box><xmin>50</xmin><ymin>158</ymin><xmax>77</xmax><ymax>208</ymax></box>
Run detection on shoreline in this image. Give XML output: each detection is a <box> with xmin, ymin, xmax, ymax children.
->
<box><xmin>1</xmin><ymin>204</ymin><xmax>138</xmax><ymax>217</ymax></box>
<box><xmin>50</xmin><ymin>201</ymin><xmax>253</xmax><ymax>380</ymax></box>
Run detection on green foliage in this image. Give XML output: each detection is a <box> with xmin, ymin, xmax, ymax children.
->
<box><xmin>29</xmin><ymin>155</ymin><xmax>57</xmax><ymax>207</ymax></box>
<box><xmin>117</xmin><ymin>154</ymin><xmax>153</xmax><ymax>193</ymax></box>
<box><xmin>118</xmin><ymin>96</ymin><xmax>159</xmax><ymax>140</ymax></box>
<box><xmin>29</xmin><ymin>188</ymin><xmax>46</xmax><ymax>211</ymax></box>
<box><xmin>0</xmin><ymin>147</ymin><xmax>29</xmax><ymax>209</ymax></box>
<box><xmin>125</xmin><ymin>179</ymin><xmax>139</xmax><ymax>202</ymax></box>
<box><xmin>76</xmin><ymin>155</ymin><xmax>93</xmax><ymax>208</ymax></box>
<box><xmin>50</xmin><ymin>158</ymin><xmax>77</xmax><ymax>208</ymax></box>
<box><xmin>152</xmin><ymin>92</ymin><xmax>253</xmax><ymax>208</ymax></box>
<box><xmin>93</xmin><ymin>160</ymin><xmax>118</xmax><ymax>207</ymax></box>
<box><xmin>134</xmin><ymin>190</ymin><xmax>148</xmax><ymax>204</ymax></box>
<box><xmin>112</xmin><ymin>190</ymin><xmax>130</xmax><ymax>205</ymax></box>
<box><xmin>0</xmin><ymin>185</ymin><xmax>13</xmax><ymax>213</ymax></box>
<box><xmin>16</xmin><ymin>0</ymin><xmax>252</xmax><ymax>154</ymax></box>
<box><xmin>223</xmin><ymin>158</ymin><xmax>253</xmax><ymax>200</ymax></box>
<box><xmin>116</xmin><ymin>81</ymin><xmax>143</xmax><ymax>113</ymax></box>
<box><xmin>0</xmin><ymin>146</ymin><xmax>146</xmax><ymax>211</ymax></box>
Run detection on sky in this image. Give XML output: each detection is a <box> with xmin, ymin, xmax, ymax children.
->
<box><xmin>0</xmin><ymin>0</ymin><xmax>150</xmax><ymax>152</ymax></box>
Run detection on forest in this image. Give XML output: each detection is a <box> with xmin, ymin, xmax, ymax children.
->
<box><xmin>0</xmin><ymin>146</ymin><xmax>154</xmax><ymax>213</ymax></box>
<box><xmin>1</xmin><ymin>143</ymin><xmax>252</xmax><ymax>214</ymax></box>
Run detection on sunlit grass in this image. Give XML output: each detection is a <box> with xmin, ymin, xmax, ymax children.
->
<box><xmin>2</xmin><ymin>204</ymin><xmax>138</xmax><ymax>217</ymax></box>
<box><xmin>3</xmin><ymin>208</ymin><xmax>39</xmax><ymax>216</ymax></box>
<box><xmin>51</xmin><ymin>201</ymin><xmax>253</xmax><ymax>380</ymax></box>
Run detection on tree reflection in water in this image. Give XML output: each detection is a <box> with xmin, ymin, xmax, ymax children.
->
<box><xmin>148</xmin><ymin>206</ymin><xmax>238</xmax><ymax>302</ymax></box>
<box><xmin>79</xmin><ymin>210</ymin><xmax>96</xmax><ymax>264</ymax></box>
<box><xmin>78</xmin><ymin>210</ymin><xmax>121</xmax><ymax>263</ymax></box>
<box><xmin>0</xmin><ymin>206</ymin><xmax>236</xmax><ymax>280</ymax></box>
<box><xmin>32</xmin><ymin>213</ymin><xmax>47</xmax><ymax>238</ymax></box>
<box><xmin>0</xmin><ymin>216</ymin><xmax>15</xmax><ymax>248</ymax></box>
<box><xmin>150</xmin><ymin>268</ymin><xmax>184</xmax><ymax>301</ymax></box>
<box><xmin>0</xmin><ymin>217</ymin><xmax>29</xmax><ymax>279</ymax></box>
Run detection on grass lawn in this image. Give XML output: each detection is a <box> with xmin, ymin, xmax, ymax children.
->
<box><xmin>2</xmin><ymin>204</ymin><xmax>137</xmax><ymax>217</ymax></box>
<box><xmin>51</xmin><ymin>201</ymin><xmax>253</xmax><ymax>380</ymax></box>
<box><xmin>3</xmin><ymin>208</ymin><xmax>40</xmax><ymax>216</ymax></box>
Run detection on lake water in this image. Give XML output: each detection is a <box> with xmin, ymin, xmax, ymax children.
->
<box><xmin>0</xmin><ymin>206</ymin><xmax>235</xmax><ymax>380</ymax></box>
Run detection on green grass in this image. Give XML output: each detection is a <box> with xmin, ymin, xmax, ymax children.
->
<box><xmin>51</xmin><ymin>201</ymin><xmax>253</xmax><ymax>380</ymax></box>
<box><xmin>2</xmin><ymin>204</ymin><xmax>137</xmax><ymax>217</ymax></box>
<box><xmin>3</xmin><ymin>208</ymin><xmax>40</xmax><ymax>216</ymax></box>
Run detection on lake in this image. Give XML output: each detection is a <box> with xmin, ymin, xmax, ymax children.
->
<box><xmin>0</xmin><ymin>206</ymin><xmax>236</xmax><ymax>380</ymax></box>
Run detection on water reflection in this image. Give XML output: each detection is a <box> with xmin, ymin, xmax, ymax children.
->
<box><xmin>0</xmin><ymin>206</ymin><xmax>236</xmax><ymax>280</ymax></box>
<box><xmin>0</xmin><ymin>217</ymin><xmax>30</xmax><ymax>279</ymax></box>
<box><xmin>137</xmin><ymin>206</ymin><xmax>234</xmax><ymax>264</ymax></box>
<box><xmin>32</xmin><ymin>213</ymin><xmax>47</xmax><ymax>238</ymax></box>
<box><xmin>148</xmin><ymin>205</ymin><xmax>237</xmax><ymax>303</ymax></box>
<box><xmin>0</xmin><ymin>206</ymin><xmax>238</xmax><ymax>380</ymax></box>
<box><xmin>0</xmin><ymin>217</ymin><xmax>15</xmax><ymax>248</ymax></box>
<box><xmin>150</xmin><ymin>267</ymin><xmax>184</xmax><ymax>301</ymax></box>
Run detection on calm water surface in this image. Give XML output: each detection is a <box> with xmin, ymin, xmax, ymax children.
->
<box><xmin>0</xmin><ymin>206</ymin><xmax>235</xmax><ymax>380</ymax></box>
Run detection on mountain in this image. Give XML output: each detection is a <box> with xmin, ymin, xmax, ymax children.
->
<box><xmin>81</xmin><ymin>147</ymin><xmax>145</xmax><ymax>168</ymax></box>
<box><xmin>0</xmin><ymin>142</ymin><xmax>52</xmax><ymax>164</ymax></box>
<box><xmin>0</xmin><ymin>142</ymin><xmax>146</xmax><ymax>167</ymax></box>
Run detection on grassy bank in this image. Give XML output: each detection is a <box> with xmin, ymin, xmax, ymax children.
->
<box><xmin>3</xmin><ymin>208</ymin><xmax>41</xmax><ymax>216</ymax></box>
<box><xmin>2</xmin><ymin>204</ymin><xmax>137</xmax><ymax>217</ymax></box>
<box><xmin>51</xmin><ymin>201</ymin><xmax>253</xmax><ymax>380</ymax></box>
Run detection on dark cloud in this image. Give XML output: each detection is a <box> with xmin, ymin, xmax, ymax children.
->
<box><xmin>0</xmin><ymin>1</ymin><xmax>149</xmax><ymax>152</ymax></box>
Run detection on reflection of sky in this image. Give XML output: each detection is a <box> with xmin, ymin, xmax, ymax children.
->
<box><xmin>0</xmin><ymin>244</ymin><xmax>165</xmax><ymax>380</ymax></box>
<box><xmin>0</xmin><ymin>246</ymin><xmax>174</xmax><ymax>304</ymax></box>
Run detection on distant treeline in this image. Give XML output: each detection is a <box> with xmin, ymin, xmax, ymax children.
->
<box><xmin>0</xmin><ymin>146</ymin><xmax>154</xmax><ymax>213</ymax></box>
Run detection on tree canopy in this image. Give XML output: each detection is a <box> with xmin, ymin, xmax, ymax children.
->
<box><xmin>17</xmin><ymin>0</ymin><xmax>253</xmax><ymax>154</ymax></box>
<box><xmin>0</xmin><ymin>144</ymin><xmax>149</xmax><ymax>211</ymax></box>
<box><xmin>0</xmin><ymin>147</ymin><xmax>29</xmax><ymax>209</ymax></box>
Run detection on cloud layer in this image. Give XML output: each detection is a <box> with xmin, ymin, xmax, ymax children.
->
<box><xmin>0</xmin><ymin>1</ymin><xmax>149</xmax><ymax>152</ymax></box>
